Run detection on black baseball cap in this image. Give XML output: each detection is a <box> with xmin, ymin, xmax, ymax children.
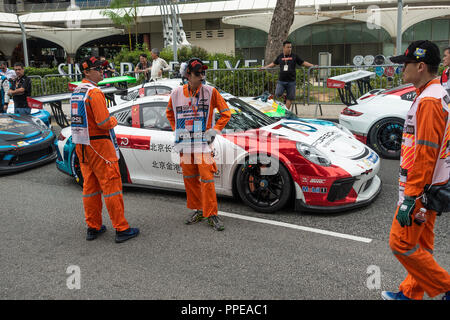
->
<box><xmin>390</xmin><ymin>40</ymin><xmax>441</xmax><ymax>66</ymax></box>
<box><xmin>186</xmin><ymin>58</ymin><xmax>208</xmax><ymax>74</ymax></box>
<box><xmin>80</xmin><ymin>56</ymin><xmax>103</xmax><ymax>72</ymax></box>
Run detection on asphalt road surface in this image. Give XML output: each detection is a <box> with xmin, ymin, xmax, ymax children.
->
<box><xmin>0</xmin><ymin>126</ymin><xmax>448</xmax><ymax>301</ymax></box>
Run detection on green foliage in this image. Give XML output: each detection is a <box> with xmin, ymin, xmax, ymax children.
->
<box><xmin>159</xmin><ymin>46</ymin><xmax>209</xmax><ymax>63</ymax></box>
<box><xmin>112</xmin><ymin>45</ymin><xmax>151</xmax><ymax>67</ymax></box>
<box><xmin>25</xmin><ymin>67</ymin><xmax>59</xmax><ymax>77</ymax></box>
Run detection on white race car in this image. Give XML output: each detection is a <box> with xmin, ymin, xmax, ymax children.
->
<box><xmin>339</xmin><ymin>84</ymin><xmax>416</xmax><ymax>159</ymax></box>
<box><xmin>55</xmin><ymin>92</ymin><xmax>381</xmax><ymax>214</ymax></box>
<box><xmin>114</xmin><ymin>78</ymin><xmax>182</xmax><ymax>105</ymax></box>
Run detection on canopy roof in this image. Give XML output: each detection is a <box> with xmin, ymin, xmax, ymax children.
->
<box><xmin>222</xmin><ymin>5</ymin><xmax>450</xmax><ymax>39</ymax></box>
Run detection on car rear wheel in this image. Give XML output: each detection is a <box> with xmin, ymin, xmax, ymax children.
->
<box><xmin>70</xmin><ymin>151</ymin><xmax>84</xmax><ymax>186</ymax></box>
<box><xmin>236</xmin><ymin>156</ymin><xmax>292</xmax><ymax>213</ymax></box>
<box><xmin>71</xmin><ymin>150</ymin><xmax>129</xmax><ymax>187</ymax></box>
<box><xmin>368</xmin><ymin>117</ymin><xmax>404</xmax><ymax>159</ymax></box>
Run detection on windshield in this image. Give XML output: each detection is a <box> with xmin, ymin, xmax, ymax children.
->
<box><xmin>216</xmin><ymin>98</ymin><xmax>276</xmax><ymax>132</ymax></box>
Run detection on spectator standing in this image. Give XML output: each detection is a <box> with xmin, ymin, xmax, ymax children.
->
<box><xmin>440</xmin><ymin>46</ymin><xmax>450</xmax><ymax>96</ymax></box>
<box><xmin>8</xmin><ymin>63</ymin><xmax>31</xmax><ymax>115</ymax></box>
<box><xmin>0</xmin><ymin>61</ymin><xmax>16</xmax><ymax>80</ymax></box>
<box><xmin>134</xmin><ymin>54</ymin><xmax>150</xmax><ymax>83</ymax></box>
<box><xmin>150</xmin><ymin>48</ymin><xmax>170</xmax><ymax>80</ymax></box>
<box><xmin>260</xmin><ymin>40</ymin><xmax>315</xmax><ymax>111</ymax></box>
<box><xmin>381</xmin><ymin>40</ymin><xmax>450</xmax><ymax>301</ymax></box>
<box><xmin>100</xmin><ymin>56</ymin><xmax>116</xmax><ymax>79</ymax></box>
<box><xmin>0</xmin><ymin>74</ymin><xmax>10</xmax><ymax>113</ymax></box>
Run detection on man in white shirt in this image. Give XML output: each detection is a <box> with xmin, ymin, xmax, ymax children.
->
<box><xmin>150</xmin><ymin>48</ymin><xmax>170</xmax><ymax>80</ymax></box>
<box><xmin>0</xmin><ymin>61</ymin><xmax>16</xmax><ymax>80</ymax></box>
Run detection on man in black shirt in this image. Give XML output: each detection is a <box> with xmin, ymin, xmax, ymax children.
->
<box><xmin>261</xmin><ymin>41</ymin><xmax>314</xmax><ymax>111</ymax></box>
<box><xmin>8</xmin><ymin>62</ymin><xmax>32</xmax><ymax>115</ymax></box>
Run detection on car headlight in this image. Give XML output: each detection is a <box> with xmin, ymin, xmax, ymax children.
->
<box><xmin>296</xmin><ymin>142</ymin><xmax>331</xmax><ymax>167</ymax></box>
<box><xmin>31</xmin><ymin>117</ymin><xmax>48</xmax><ymax>129</ymax></box>
<box><xmin>335</xmin><ymin>123</ymin><xmax>353</xmax><ymax>136</ymax></box>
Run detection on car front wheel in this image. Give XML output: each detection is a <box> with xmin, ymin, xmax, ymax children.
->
<box><xmin>236</xmin><ymin>156</ymin><xmax>292</xmax><ymax>213</ymax></box>
<box><xmin>368</xmin><ymin>117</ymin><xmax>404</xmax><ymax>159</ymax></box>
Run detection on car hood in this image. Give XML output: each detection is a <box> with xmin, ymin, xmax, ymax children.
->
<box><xmin>262</xmin><ymin>119</ymin><xmax>367</xmax><ymax>160</ymax></box>
<box><xmin>0</xmin><ymin>114</ymin><xmax>43</xmax><ymax>142</ymax></box>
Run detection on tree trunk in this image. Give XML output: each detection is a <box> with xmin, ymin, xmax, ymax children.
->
<box><xmin>264</xmin><ymin>0</ymin><xmax>296</xmax><ymax>65</ymax></box>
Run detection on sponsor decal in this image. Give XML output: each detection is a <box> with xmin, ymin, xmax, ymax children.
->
<box><xmin>71</xmin><ymin>115</ymin><xmax>83</xmax><ymax>125</ymax></box>
<box><xmin>301</xmin><ymin>186</ymin><xmax>327</xmax><ymax>193</ymax></box>
<box><xmin>71</xmin><ymin>103</ymin><xmax>78</xmax><ymax>114</ymax></box>
<box><xmin>367</xmin><ymin>151</ymin><xmax>379</xmax><ymax>164</ymax></box>
<box><xmin>309</xmin><ymin>178</ymin><xmax>326</xmax><ymax>184</ymax></box>
<box><xmin>405</xmin><ymin>125</ymin><xmax>415</xmax><ymax>134</ymax></box>
<box><xmin>150</xmin><ymin>143</ymin><xmax>174</xmax><ymax>153</ymax></box>
<box><xmin>312</xmin><ymin>131</ymin><xmax>341</xmax><ymax>147</ymax></box>
<box><xmin>131</xmin><ymin>105</ymin><xmax>140</xmax><ymax>128</ymax></box>
<box><xmin>26</xmin><ymin>137</ymin><xmax>43</xmax><ymax>144</ymax></box>
<box><xmin>116</xmin><ymin>134</ymin><xmax>151</xmax><ymax>150</ymax></box>
<box><xmin>16</xmin><ymin>141</ymin><xmax>29</xmax><ymax>147</ymax></box>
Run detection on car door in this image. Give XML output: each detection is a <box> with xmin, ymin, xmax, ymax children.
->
<box><xmin>111</xmin><ymin>104</ymin><xmax>149</xmax><ymax>183</ymax></box>
<box><xmin>132</xmin><ymin>99</ymin><xmax>184</xmax><ymax>189</ymax></box>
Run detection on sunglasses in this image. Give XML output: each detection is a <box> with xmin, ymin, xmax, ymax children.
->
<box><xmin>404</xmin><ymin>61</ymin><xmax>420</xmax><ymax>67</ymax></box>
<box><xmin>90</xmin><ymin>66</ymin><xmax>103</xmax><ymax>72</ymax></box>
<box><xmin>193</xmin><ymin>71</ymin><xmax>206</xmax><ymax>77</ymax></box>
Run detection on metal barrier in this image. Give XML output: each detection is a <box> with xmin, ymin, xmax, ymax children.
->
<box><xmin>29</xmin><ymin>75</ymin><xmax>45</xmax><ymax>97</ymax></box>
<box><xmin>305</xmin><ymin>64</ymin><xmax>403</xmax><ymax>106</ymax></box>
<box><xmin>206</xmin><ymin>67</ymin><xmax>307</xmax><ymax>105</ymax></box>
<box><xmin>43</xmin><ymin>74</ymin><xmax>77</xmax><ymax>96</ymax></box>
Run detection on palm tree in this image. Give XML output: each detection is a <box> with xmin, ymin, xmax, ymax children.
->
<box><xmin>100</xmin><ymin>0</ymin><xmax>139</xmax><ymax>50</ymax></box>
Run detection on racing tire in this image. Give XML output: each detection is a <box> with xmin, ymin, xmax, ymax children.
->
<box><xmin>70</xmin><ymin>150</ymin><xmax>128</xmax><ymax>187</ymax></box>
<box><xmin>236</xmin><ymin>156</ymin><xmax>292</xmax><ymax>214</ymax></box>
<box><xmin>70</xmin><ymin>151</ymin><xmax>83</xmax><ymax>187</ymax></box>
<box><xmin>368</xmin><ymin>117</ymin><xmax>404</xmax><ymax>159</ymax></box>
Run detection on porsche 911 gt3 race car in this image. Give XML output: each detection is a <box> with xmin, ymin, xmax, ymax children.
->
<box><xmin>56</xmin><ymin>92</ymin><xmax>381</xmax><ymax>213</ymax></box>
<box><xmin>6</xmin><ymin>101</ymin><xmax>52</xmax><ymax>128</ymax></box>
<box><xmin>0</xmin><ymin>113</ymin><xmax>56</xmax><ymax>174</ymax></box>
<box><xmin>113</xmin><ymin>79</ymin><xmax>182</xmax><ymax>105</ymax></box>
<box><xmin>339</xmin><ymin>84</ymin><xmax>416</xmax><ymax>159</ymax></box>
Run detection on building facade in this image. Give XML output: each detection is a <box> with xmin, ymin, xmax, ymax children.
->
<box><xmin>0</xmin><ymin>0</ymin><xmax>449</xmax><ymax>66</ymax></box>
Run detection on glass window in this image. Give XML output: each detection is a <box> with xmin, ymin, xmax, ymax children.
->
<box><xmin>312</xmin><ymin>24</ymin><xmax>328</xmax><ymax>45</ymax></box>
<box><xmin>235</xmin><ymin>28</ymin><xmax>267</xmax><ymax>48</ymax></box>
<box><xmin>141</xmin><ymin>102</ymin><xmax>172</xmax><ymax>131</ymax></box>
<box><xmin>414</xmin><ymin>20</ymin><xmax>432</xmax><ymax>40</ymax></box>
<box><xmin>402</xmin><ymin>26</ymin><xmax>414</xmax><ymax>42</ymax></box>
<box><xmin>361</xmin><ymin>25</ymin><xmax>379</xmax><ymax>43</ymax></box>
<box><xmin>345</xmin><ymin>23</ymin><xmax>362</xmax><ymax>43</ymax></box>
<box><xmin>328</xmin><ymin>23</ymin><xmax>345</xmax><ymax>44</ymax></box>
<box><xmin>432</xmin><ymin>19</ymin><xmax>449</xmax><ymax>40</ymax></box>
<box><xmin>112</xmin><ymin>108</ymin><xmax>132</xmax><ymax>127</ymax></box>
<box><xmin>291</xmin><ymin>25</ymin><xmax>311</xmax><ymax>45</ymax></box>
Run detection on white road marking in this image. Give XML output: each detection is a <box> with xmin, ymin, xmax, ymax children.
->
<box><xmin>218</xmin><ymin>211</ymin><xmax>373</xmax><ymax>244</ymax></box>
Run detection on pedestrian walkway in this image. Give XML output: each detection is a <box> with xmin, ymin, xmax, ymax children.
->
<box><xmin>291</xmin><ymin>103</ymin><xmax>345</xmax><ymax>120</ymax></box>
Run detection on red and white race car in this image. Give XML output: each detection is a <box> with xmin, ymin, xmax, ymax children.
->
<box><xmin>338</xmin><ymin>83</ymin><xmax>415</xmax><ymax>159</ymax></box>
<box><xmin>56</xmin><ymin>92</ymin><xmax>381</xmax><ymax>213</ymax></box>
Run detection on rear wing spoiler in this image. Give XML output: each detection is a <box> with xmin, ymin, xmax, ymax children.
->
<box><xmin>327</xmin><ymin>70</ymin><xmax>375</xmax><ymax>106</ymax></box>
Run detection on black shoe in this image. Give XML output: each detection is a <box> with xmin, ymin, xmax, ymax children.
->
<box><xmin>207</xmin><ymin>215</ymin><xmax>224</xmax><ymax>231</ymax></box>
<box><xmin>115</xmin><ymin>227</ymin><xmax>140</xmax><ymax>243</ymax></box>
<box><xmin>185</xmin><ymin>210</ymin><xmax>205</xmax><ymax>225</ymax></box>
<box><xmin>86</xmin><ymin>225</ymin><xmax>107</xmax><ymax>241</ymax></box>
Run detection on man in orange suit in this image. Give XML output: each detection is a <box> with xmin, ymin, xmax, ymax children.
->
<box><xmin>71</xmin><ymin>56</ymin><xmax>139</xmax><ymax>243</ymax></box>
<box><xmin>382</xmin><ymin>41</ymin><xmax>450</xmax><ymax>300</ymax></box>
<box><xmin>166</xmin><ymin>58</ymin><xmax>231</xmax><ymax>231</ymax></box>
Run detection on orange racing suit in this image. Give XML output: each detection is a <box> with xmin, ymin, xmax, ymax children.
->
<box><xmin>166</xmin><ymin>84</ymin><xmax>231</xmax><ymax>217</ymax></box>
<box><xmin>72</xmin><ymin>79</ymin><xmax>130</xmax><ymax>231</ymax></box>
<box><xmin>389</xmin><ymin>78</ymin><xmax>450</xmax><ymax>299</ymax></box>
